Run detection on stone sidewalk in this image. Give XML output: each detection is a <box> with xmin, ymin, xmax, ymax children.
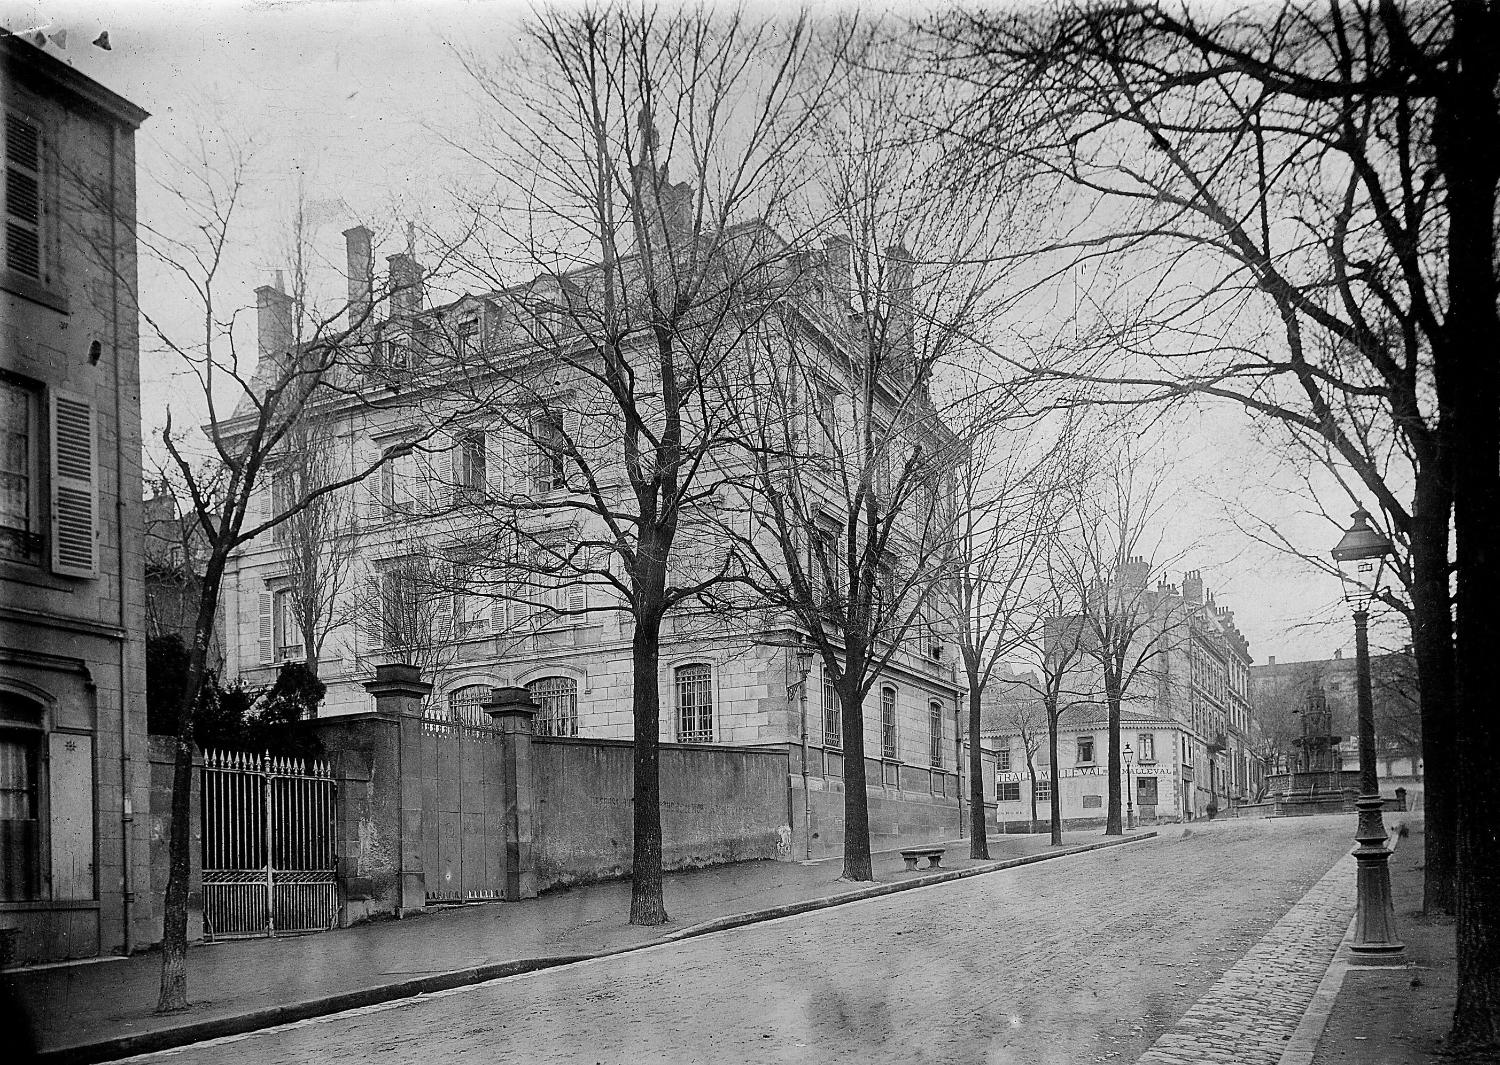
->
<box><xmin>1136</xmin><ymin>817</ymin><xmax>1436</xmax><ymax>1065</ymax></box>
<box><xmin>6</xmin><ymin>828</ymin><xmax>1139</xmax><ymax>1064</ymax></box>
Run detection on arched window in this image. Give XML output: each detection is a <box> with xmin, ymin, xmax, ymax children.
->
<box><xmin>447</xmin><ymin>685</ymin><xmax>490</xmax><ymax>726</ymax></box>
<box><xmin>0</xmin><ymin>694</ymin><xmax>44</xmax><ymax>901</ymax></box>
<box><xmin>527</xmin><ymin>676</ymin><xmax>578</xmax><ymax>737</ymax></box>
<box><xmin>929</xmin><ymin>701</ymin><xmax>944</xmax><ymax>768</ymax></box>
<box><xmin>675</xmin><ymin>664</ymin><xmax>713</xmax><ymax>743</ymax></box>
<box><xmin>880</xmin><ymin>686</ymin><xmax>897</xmax><ymax>760</ymax></box>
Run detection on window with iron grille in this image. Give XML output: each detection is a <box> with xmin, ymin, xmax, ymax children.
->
<box><xmin>4</xmin><ymin>112</ymin><xmax>44</xmax><ymax>281</ymax></box>
<box><xmin>928</xmin><ymin>702</ymin><xmax>943</xmax><ymax>768</ymax></box>
<box><xmin>448</xmin><ymin>685</ymin><xmax>490</xmax><ymax>726</ymax></box>
<box><xmin>675</xmin><ymin>664</ymin><xmax>713</xmax><ymax>743</ymax></box>
<box><xmin>880</xmin><ymin>686</ymin><xmax>897</xmax><ymax>759</ymax></box>
<box><xmin>822</xmin><ymin>676</ymin><xmax>841</xmax><ymax>748</ymax></box>
<box><xmin>528</xmin><ymin>676</ymin><xmax>579</xmax><ymax>737</ymax></box>
<box><xmin>997</xmin><ymin>780</ymin><xmax>1021</xmax><ymax>802</ymax></box>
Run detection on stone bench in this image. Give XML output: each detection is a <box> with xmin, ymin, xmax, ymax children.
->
<box><xmin>899</xmin><ymin>847</ymin><xmax>945</xmax><ymax>871</ymax></box>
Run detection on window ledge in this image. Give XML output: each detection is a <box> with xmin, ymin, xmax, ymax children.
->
<box><xmin>2</xmin><ymin>271</ymin><xmax>70</xmax><ymax>315</ymax></box>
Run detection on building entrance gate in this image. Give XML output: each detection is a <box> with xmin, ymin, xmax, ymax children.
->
<box><xmin>200</xmin><ymin>749</ymin><xmax>337</xmax><ymax>939</ymax></box>
<box><xmin>413</xmin><ymin>707</ymin><xmax>507</xmax><ymax>903</ymax></box>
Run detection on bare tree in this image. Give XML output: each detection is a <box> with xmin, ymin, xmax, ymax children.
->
<box><xmin>128</xmin><ymin>141</ymin><xmax>447</xmax><ymax>1011</ymax></box>
<box><xmin>984</xmin><ymin>677</ymin><xmax>1048</xmax><ymax>833</ymax></box>
<box><xmin>1052</xmin><ymin>455</ymin><xmax>1182</xmax><ymax>836</ymax></box>
<box><xmin>921</xmin><ymin>10</ymin><xmax>1500</xmax><ymax>972</ymax></box>
<box><xmin>434</xmin><ymin>6</ymin><xmax>843</xmax><ymax>923</ymax></box>
<box><xmin>948</xmin><ymin>396</ymin><xmax>1085</xmax><ymax>857</ymax></box>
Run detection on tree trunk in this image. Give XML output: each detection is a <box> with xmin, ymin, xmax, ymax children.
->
<box><xmin>1409</xmin><ymin>467</ymin><xmax>1456</xmax><ymax>915</ymax></box>
<box><xmin>1438</xmin><ymin>13</ymin><xmax>1500</xmax><ymax>1046</ymax></box>
<box><xmin>628</xmin><ymin>614</ymin><xmax>668</xmax><ymax>925</ymax></box>
<box><xmin>1105</xmin><ymin>678</ymin><xmax>1123</xmax><ymax>835</ymax></box>
<box><xmin>1047</xmin><ymin>708</ymin><xmax>1062</xmax><ymax>846</ymax></box>
<box><xmin>157</xmin><ymin>563</ymin><xmax>224</xmax><ymax>1012</ymax></box>
<box><xmin>968</xmin><ymin>684</ymin><xmax>988</xmax><ymax>859</ymax></box>
<box><xmin>840</xmin><ymin>677</ymin><xmax>874</xmax><ymax>881</ymax></box>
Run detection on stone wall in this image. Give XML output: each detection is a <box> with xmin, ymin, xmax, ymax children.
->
<box><xmin>532</xmin><ymin>737</ymin><xmax>791</xmax><ymax>891</ymax></box>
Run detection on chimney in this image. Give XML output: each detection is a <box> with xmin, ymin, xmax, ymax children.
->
<box><xmin>1118</xmin><ymin>555</ymin><xmax>1150</xmax><ymax>594</ymax></box>
<box><xmin>256</xmin><ymin>272</ymin><xmax>294</xmax><ymax>366</ymax></box>
<box><xmin>1334</xmin><ymin>648</ymin><xmax>1343</xmax><ymax>660</ymax></box>
<box><xmin>885</xmin><ymin>242</ymin><xmax>914</xmax><ymax>362</ymax></box>
<box><xmin>1268</xmin><ymin>655</ymin><xmax>1276</xmax><ymax>666</ymax></box>
<box><xmin>387</xmin><ymin>252</ymin><xmax>423</xmax><ymax>319</ymax></box>
<box><xmin>825</xmin><ymin>235</ymin><xmax>851</xmax><ymax>308</ymax></box>
<box><xmin>1182</xmin><ymin>570</ymin><xmax>1203</xmax><ymax>605</ymax></box>
<box><xmin>343</xmin><ymin>225</ymin><xmax>374</xmax><ymax>331</ymax></box>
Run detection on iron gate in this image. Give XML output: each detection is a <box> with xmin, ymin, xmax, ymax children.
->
<box><xmin>201</xmin><ymin>749</ymin><xmax>337</xmax><ymax>939</ymax></box>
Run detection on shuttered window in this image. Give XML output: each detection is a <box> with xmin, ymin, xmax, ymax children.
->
<box><xmin>49</xmin><ymin>392</ymin><xmax>97</xmax><ymax>578</ymax></box>
<box><xmin>4</xmin><ymin>112</ymin><xmax>43</xmax><ymax>280</ymax></box>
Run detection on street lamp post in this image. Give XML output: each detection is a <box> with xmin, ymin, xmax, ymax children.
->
<box><xmin>794</xmin><ymin>645</ymin><xmax>816</xmax><ymax>862</ymax></box>
<box><xmin>1330</xmin><ymin>508</ymin><xmax>1404</xmax><ymax>961</ymax></box>
<box><xmin>1123</xmin><ymin>743</ymin><xmax>1134</xmax><ymax>832</ymax></box>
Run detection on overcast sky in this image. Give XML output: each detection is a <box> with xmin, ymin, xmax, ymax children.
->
<box><xmin>6</xmin><ymin>0</ymin><xmax>1403</xmax><ymax>667</ymax></box>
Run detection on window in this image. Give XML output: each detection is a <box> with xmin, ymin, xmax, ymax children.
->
<box><xmin>0</xmin><ymin>696</ymin><xmax>42</xmax><ymax>901</ymax></box>
<box><xmin>1035</xmin><ymin>778</ymin><xmax>1052</xmax><ymax>803</ymax></box>
<box><xmin>458</xmin><ymin>431</ymin><xmax>487</xmax><ymax>493</ymax></box>
<box><xmin>0</xmin><ymin>377</ymin><xmax>39</xmax><ymax>563</ymax></box>
<box><xmin>528</xmin><ymin>676</ymin><xmax>579</xmax><ymax>737</ymax></box>
<box><xmin>822</xmin><ymin>676</ymin><xmax>841</xmax><ymax>748</ymax></box>
<box><xmin>1138</xmin><ymin>732</ymin><xmax>1155</xmax><ymax>762</ymax></box>
<box><xmin>383</xmin><ymin>338</ymin><xmax>410</xmax><ymax>370</ymax></box>
<box><xmin>379</xmin><ymin>450</ymin><xmax>419</xmax><ymax>515</ymax></box>
<box><xmin>810</xmin><ymin>528</ymin><xmax>843</xmax><ymax>610</ymax></box>
<box><xmin>996</xmin><ymin>745</ymin><xmax>1012</xmax><ymax>772</ymax></box>
<box><xmin>272</xmin><ymin>588</ymin><xmax>303</xmax><ymax>663</ymax></box>
<box><xmin>1082</xmin><ymin>794</ymin><xmax>1102</xmax><ymax>809</ymax></box>
<box><xmin>880</xmin><ymin>687</ymin><xmax>897</xmax><ymax>760</ymax></box>
<box><xmin>448</xmin><ymin>684</ymin><xmax>490</xmax><ymax>726</ymax></box>
<box><xmin>997</xmin><ymin>780</ymin><xmax>1021</xmax><ymax>802</ymax></box>
<box><xmin>270</xmin><ymin>470</ymin><xmax>293</xmax><ymax>542</ymax></box>
<box><xmin>1076</xmin><ymin>736</ymin><xmax>1095</xmax><ymax>765</ymax></box>
<box><xmin>532</xmin><ymin>412</ymin><xmax>567</xmax><ymax>492</ymax></box>
<box><xmin>5</xmin><ymin>112</ymin><xmax>44</xmax><ymax>280</ymax></box>
<box><xmin>675</xmin><ymin>664</ymin><xmax>713</xmax><ymax>743</ymax></box>
<box><xmin>1182</xmin><ymin>734</ymin><xmax>1193</xmax><ymax>765</ymax></box>
<box><xmin>455</xmin><ymin>318</ymin><xmax>478</xmax><ymax>359</ymax></box>
<box><xmin>929</xmin><ymin>701</ymin><xmax>944</xmax><ymax>768</ymax></box>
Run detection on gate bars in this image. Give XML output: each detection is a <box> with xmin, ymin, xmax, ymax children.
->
<box><xmin>201</xmin><ymin>749</ymin><xmax>337</xmax><ymax>939</ymax></box>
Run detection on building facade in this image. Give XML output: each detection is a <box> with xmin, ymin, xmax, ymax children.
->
<box><xmin>219</xmin><ymin>167</ymin><xmax>970</xmax><ymax>856</ymax></box>
<box><xmin>1044</xmin><ymin>566</ymin><xmax>1264</xmax><ymax>822</ymax></box>
<box><xmin>0</xmin><ymin>35</ymin><xmax>152</xmax><ymax>963</ymax></box>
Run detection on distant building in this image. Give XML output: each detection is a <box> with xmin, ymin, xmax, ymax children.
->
<box><xmin>142</xmin><ymin>482</ymin><xmax>221</xmax><ymax>667</ymax></box>
<box><xmin>986</xmin><ymin>703</ymin><xmax>1195</xmax><ymax>827</ymax></box>
<box><xmin>1046</xmin><ymin>565</ymin><xmax>1265</xmax><ymax>820</ymax></box>
<box><xmin>0</xmin><ymin>35</ymin><xmax>152</xmax><ymax>963</ymax></box>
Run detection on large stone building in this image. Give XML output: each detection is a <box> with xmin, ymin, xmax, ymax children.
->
<box><xmin>1025</xmin><ymin>565</ymin><xmax>1265</xmax><ymax>823</ymax></box>
<box><xmin>219</xmin><ymin>155</ymin><xmax>977</xmax><ymax>857</ymax></box>
<box><xmin>0</xmin><ymin>35</ymin><xmax>152</xmax><ymax>963</ymax></box>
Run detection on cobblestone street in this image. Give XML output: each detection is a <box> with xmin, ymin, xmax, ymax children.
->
<box><xmin>126</xmin><ymin>817</ymin><xmax>1352</xmax><ymax>1065</ymax></box>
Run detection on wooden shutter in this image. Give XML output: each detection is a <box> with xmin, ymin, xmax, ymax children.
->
<box><xmin>5</xmin><ymin>112</ymin><xmax>43</xmax><ymax>280</ymax></box>
<box><xmin>257</xmin><ymin>590</ymin><xmax>274</xmax><ymax>664</ymax></box>
<box><xmin>428</xmin><ymin>437</ymin><xmax>452</xmax><ymax>509</ymax></box>
<box><xmin>49</xmin><ymin>392</ymin><xmax>97</xmax><ymax>577</ymax></box>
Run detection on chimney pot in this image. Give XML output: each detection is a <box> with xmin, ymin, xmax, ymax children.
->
<box><xmin>344</xmin><ymin>225</ymin><xmax>374</xmax><ymax>331</ymax></box>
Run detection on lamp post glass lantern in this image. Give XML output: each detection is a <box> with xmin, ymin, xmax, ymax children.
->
<box><xmin>1330</xmin><ymin>509</ymin><xmax>1404</xmax><ymax>960</ymax></box>
<box><xmin>1123</xmin><ymin>743</ymin><xmax>1134</xmax><ymax>831</ymax></box>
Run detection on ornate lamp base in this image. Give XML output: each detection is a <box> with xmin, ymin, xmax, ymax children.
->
<box><xmin>1348</xmin><ymin>794</ymin><xmax>1404</xmax><ymax>964</ymax></box>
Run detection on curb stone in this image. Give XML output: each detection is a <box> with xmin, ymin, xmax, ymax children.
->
<box><xmin>38</xmin><ymin>830</ymin><xmax>1157</xmax><ymax>1065</ymax></box>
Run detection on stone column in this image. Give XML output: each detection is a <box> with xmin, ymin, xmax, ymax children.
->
<box><xmin>485</xmin><ymin>686</ymin><xmax>539</xmax><ymax>901</ymax></box>
<box><xmin>363</xmin><ymin>663</ymin><xmax>432</xmax><ymax>915</ymax></box>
